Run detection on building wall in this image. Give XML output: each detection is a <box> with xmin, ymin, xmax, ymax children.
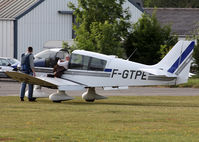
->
<box><xmin>16</xmin><ymin>0</ymin><xmax>143</xmax><ymax>59</ymax></box>
<box><xmin>0</xmin><ymin>20</ymin><xmax>14</xmax><ymax>57</ymax></box>
<box><xmin>17</xmin><ymin>0</ymin><xmax>74</xmax><ymax>59</ymax></box>
<box><xmin>124</xmin><ymin>0</ymin><xmax>143</xmax><ymax>24</ymax></box>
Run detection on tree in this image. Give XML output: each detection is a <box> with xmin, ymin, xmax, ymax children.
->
<box><xmin>192</xmin><ymin>27</ymin><xmax>199</xmax><ymax>74</ymax></box>
<box><xmin>62</xmin><ymin>41</ymin><xmax>70</xmax><ymax>50</ymax></box>
<box><xmin>193</xmin><ymin>39</ymin><xmax>199</xmax><ymax>74</ymax></box>
<box><xmin>123</xmin><ymin>12</ymin><xmax>178</xmax><ymax>65</ymax></box>
<box><xmin>68</xmin><ymin>0</ymin><xmax>131</xmax><ymax>57</ymax></box>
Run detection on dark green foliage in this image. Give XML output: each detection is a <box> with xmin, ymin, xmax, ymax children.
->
<box><xmin>193</xmin><ymin>39</ymin><xmax>199</xmax><ymax>74</ymax></box>
<box><xmin>191</xmin><ymin>27</ymin><xmax>199</xmax><ymax>74</ymax></box>
<box><xmin>68</xmin><ymin>0</ymin><xmax>131</xmax><ymax>57</ymax></box>
<box><xmin>123</xmin><ymin>12</ymin><xmax>178</xmax><ymax>65</ymax></box>
<box><xmin>159</xmin><ymin>35</ymin><xmax>178</xmax><ymax>59</ymax></box>
<box><xmin>62</xmin><ymin>41</ymin><xmax>70</xmax><ymax>50</ymax></box>
<box><xmin>144</xmin><ymin>0</ymin><xmax>199</xmax><ymax>8</ymax></box>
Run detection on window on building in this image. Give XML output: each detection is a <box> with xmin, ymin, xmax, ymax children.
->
<box><xmin>136</xmin><ymin>2</ymin><xmax>141</xmax><ymax>7</ymax></box>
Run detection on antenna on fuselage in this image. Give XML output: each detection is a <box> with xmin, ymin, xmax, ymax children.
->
<box><xmin>127</xmin><ymin>48</ymin><xmax>137</xmax><ymax>61</ymax></box>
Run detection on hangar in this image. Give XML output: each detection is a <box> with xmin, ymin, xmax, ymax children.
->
<box><xmin>0</xmin><ymin>0</ymin><xmax>144</xmax><ymax>59</ymax></box>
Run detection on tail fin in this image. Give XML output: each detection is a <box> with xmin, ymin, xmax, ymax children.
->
<box><xmin>155</xmin><ymin>40</ymin><xmax>195</xmax><ymax>84</ymax></box>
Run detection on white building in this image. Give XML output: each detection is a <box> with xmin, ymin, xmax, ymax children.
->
<box><xmin>0</xmin><ymin>0</ymin><xmax>143</xmax><ymax>59</ymax></box>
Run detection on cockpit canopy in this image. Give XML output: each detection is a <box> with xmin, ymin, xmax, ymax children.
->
<box><xmin>34</xmin><ymin>49</ymin><xmax>113</xmax><ymax>71</ymax></box>
<box><xmin>34</xmin><ymin>48</ymin><xmax>69</xmax><ymax>68</ymax></box>
<box><xmin>68</xmin><ymin>50</ymin><xmax>116</xmax><ymax>71</ymax></box>
<box><xmin>69</xmin><ymin>53</ymin><xmax>107</xmax><ymax>71</ymax></box>
<box><xmin>35</xmin><ymin>48</ymin><xmax>69</xmax><ymax>60</ymax></box>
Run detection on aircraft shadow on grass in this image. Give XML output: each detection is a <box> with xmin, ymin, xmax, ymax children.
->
<box><xmin>37</xmin><ymin>99</ymin><xmax>199</xmax><ymax>108</ymax></box>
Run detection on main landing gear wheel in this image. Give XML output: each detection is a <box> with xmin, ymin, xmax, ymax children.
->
<box><xmin>85</xmin><ymin>99</ymin><xmax>95</xmax><ymax>102</ymax></box>
<box><xmin>49</xmin><ymin>90</ymin><xmax>74</xmax><ymax>103</ymax></box>
<box><xmin>52</xmin><ymin>100</ymin><xmax>62</xmax><ymax>103</ymax></box>
<box><xmin>82</xmin><ymin>87</ymin><xmax>107</xmax><ymax>102</ymax></box>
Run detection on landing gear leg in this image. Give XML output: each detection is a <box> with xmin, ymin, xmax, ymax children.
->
<box><xmin>25</xmin><ymin>85</ymin><xmax>49</xmax><ymax>98</ymax></box>
<box><xmin>49</xmin><ymin>90</ymin><xmax>74</xmax><ymax>102</ymax></box>
<box><xmin>82</xmin><ymin>88</ymin><xmax>107</xmax><ymax>102</ymax></box>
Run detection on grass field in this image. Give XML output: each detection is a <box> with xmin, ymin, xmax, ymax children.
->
<box><xmin>157</xmin><ymin>78</ymin><xmax>199</xmax><ymax>88</ymax></box>
<box><xmin>1</xmin><ymin>96</ymin><xmax>199</xmax><ymax>142</ymax></box>
<box><xmin>178</xmin><ymin>78</ymin><xmax>199</xmax><ymax>88</ymax></box>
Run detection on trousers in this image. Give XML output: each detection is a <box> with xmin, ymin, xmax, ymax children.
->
<box><xmin>20</xmin><ymin>71</ymin><xmax>34</xmax><ymax>99</ymax></box>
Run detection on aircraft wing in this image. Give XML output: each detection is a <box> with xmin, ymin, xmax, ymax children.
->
<box><xmin>140</xmin><ymin>68</ymin><xmax>177</xmax><ymax>77</ymax></box>
<box><xmin>5</xmin><ymin>71</ymin><xmax>86</xmax><ymax>91</ymax></box>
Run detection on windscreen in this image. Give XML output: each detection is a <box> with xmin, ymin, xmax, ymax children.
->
<box><xmin>35</xmin><ymin>50</ymin><xmax>57</xmax><ymax>59</ymax></box>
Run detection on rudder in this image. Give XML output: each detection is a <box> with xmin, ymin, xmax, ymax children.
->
<box><xmin>154</xmin><ymin>40</ymin><xmax>195</xmax><ymax>84</ymax></box>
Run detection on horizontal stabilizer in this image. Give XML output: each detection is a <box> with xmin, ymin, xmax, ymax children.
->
<box><xmin>140</xmin><ymin>68</ymin><xmax>177</xmax><ymax>77</ymax></box>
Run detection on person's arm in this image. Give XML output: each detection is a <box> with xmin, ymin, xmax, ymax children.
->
<box><xmin>32</xmin><ymin>68</ymin><xmax>36</xmax><ymax>77</ymax></box>
<box><xmin>29</xmin><ymin>54</ymin><xmax>36</xmax><ymax>77</ymax></box>
<box><xmin>57</xmin><ymin>59</ymin><xmax>62</xmax><ymax>65</ymax></box>
<box><xmin>57</xmin><ymin>60</ymin><xmax>68</xmax><ymax>69</ymax></box>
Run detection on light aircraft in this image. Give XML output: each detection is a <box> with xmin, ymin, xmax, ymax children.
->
<box><xmin>6</xmin><ymin>40</ymin><xmax>195</xmax><ymax>102</ymax></box>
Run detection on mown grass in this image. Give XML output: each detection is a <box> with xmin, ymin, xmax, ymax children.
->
<box><xmin>157</xmin><ymin>77</ymin><xmax>199</xmax><ymax>88</ymax></box>
<box><xmin>1</xmin><ymin>96</ymin><xmax>199</xmax><ymax>142</ymax></box>
<box><xmin>178</xmin><ymin>78</ymin><xmax>199</xmax><ymax>88</ymax></box>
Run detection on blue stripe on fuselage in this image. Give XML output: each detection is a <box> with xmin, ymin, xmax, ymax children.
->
<box><xmin>104</xmin><ymin>68</ymin><xmax>112</xmax><ymax>72</ymax></box>
<box><xmin>168</xmin><ymin>41</ymin><xmax>195</xmax><ymax>73</ymax></box>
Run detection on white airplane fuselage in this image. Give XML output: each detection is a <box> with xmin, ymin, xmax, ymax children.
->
<box><xmin>62</xmin><ymin>40</ymin><xmax>194</xmax><ymax>88</ymax></box>
<box><xmin>33</xmin><ymin>40</ymin><xmax>194</xmax><ymax>90</ymax></box>
<box><xmin>63</xmin><ymin>59</ymin><xmax>175</xmax><ymax>88</ymax></box>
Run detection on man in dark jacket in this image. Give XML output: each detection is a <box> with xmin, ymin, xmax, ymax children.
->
<box><xmin>20</xmin><ymin>46</ymin><xmax>36</xmax><ymax>102</ymax></box>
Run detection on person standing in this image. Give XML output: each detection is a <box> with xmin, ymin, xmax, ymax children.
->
<box><xmin>20</xmin><ymin>46</ymin><xmax>36</xmax><ymax>102</ymax></box>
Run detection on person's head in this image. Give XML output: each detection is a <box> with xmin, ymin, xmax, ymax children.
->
<box><xmin>66</xmin><ymin>56</ymin><xmax>70</xmax><ymax>61</ymax></box>
<box><xmin>28</xmin><ymin>46</ymin><xmax>33</xmax><ymax>53</ymax></box>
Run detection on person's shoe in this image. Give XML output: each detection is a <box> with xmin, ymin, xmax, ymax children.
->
<box><xmin>29</xmin><ymin>99</ymin><xmax>36</xmax><ymax>102</ymax></box>
<box><xmin>29</xmin><ymin>98</ymin><xmax>37</xmax><ymax>102</ymax></box>
<box><xmin>47</xmin><ymin>74</ymin><xmax>54</xmax><ymax>77</ymax></box>
<box><xmin>32</xmin><ymin>97</ymin><xmax>36</xmax><ymax>101</ymax></box>
<box><xmin>20</xmin><ymin>97</ymin><xmax>24</xmax><ymax>101</ymax></box>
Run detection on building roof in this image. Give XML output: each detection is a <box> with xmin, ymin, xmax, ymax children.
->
<box><xmin>0</xmin><ymin>0</ymin><xmax>144</xmax><ymax>20</ymax></box>
<box><xmin>144</xmin><ymin>8</ymin><xmax>199</xmax><ymax>36</ymax></box>
<box><xmin>0</xmin><ymin>0</ymin><xmax>40</xmax><ymax>20</ymax></box>
<box><xmin>128</xmin><ymin>0</ymin><xmax>144</xmax><ymax>12</ymax></box>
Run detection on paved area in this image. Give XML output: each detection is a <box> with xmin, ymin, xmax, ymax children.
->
<box><xmin>1</xmin><ymin>79</ymin><xmax>199</xmax><ymax>97</ymax></box>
